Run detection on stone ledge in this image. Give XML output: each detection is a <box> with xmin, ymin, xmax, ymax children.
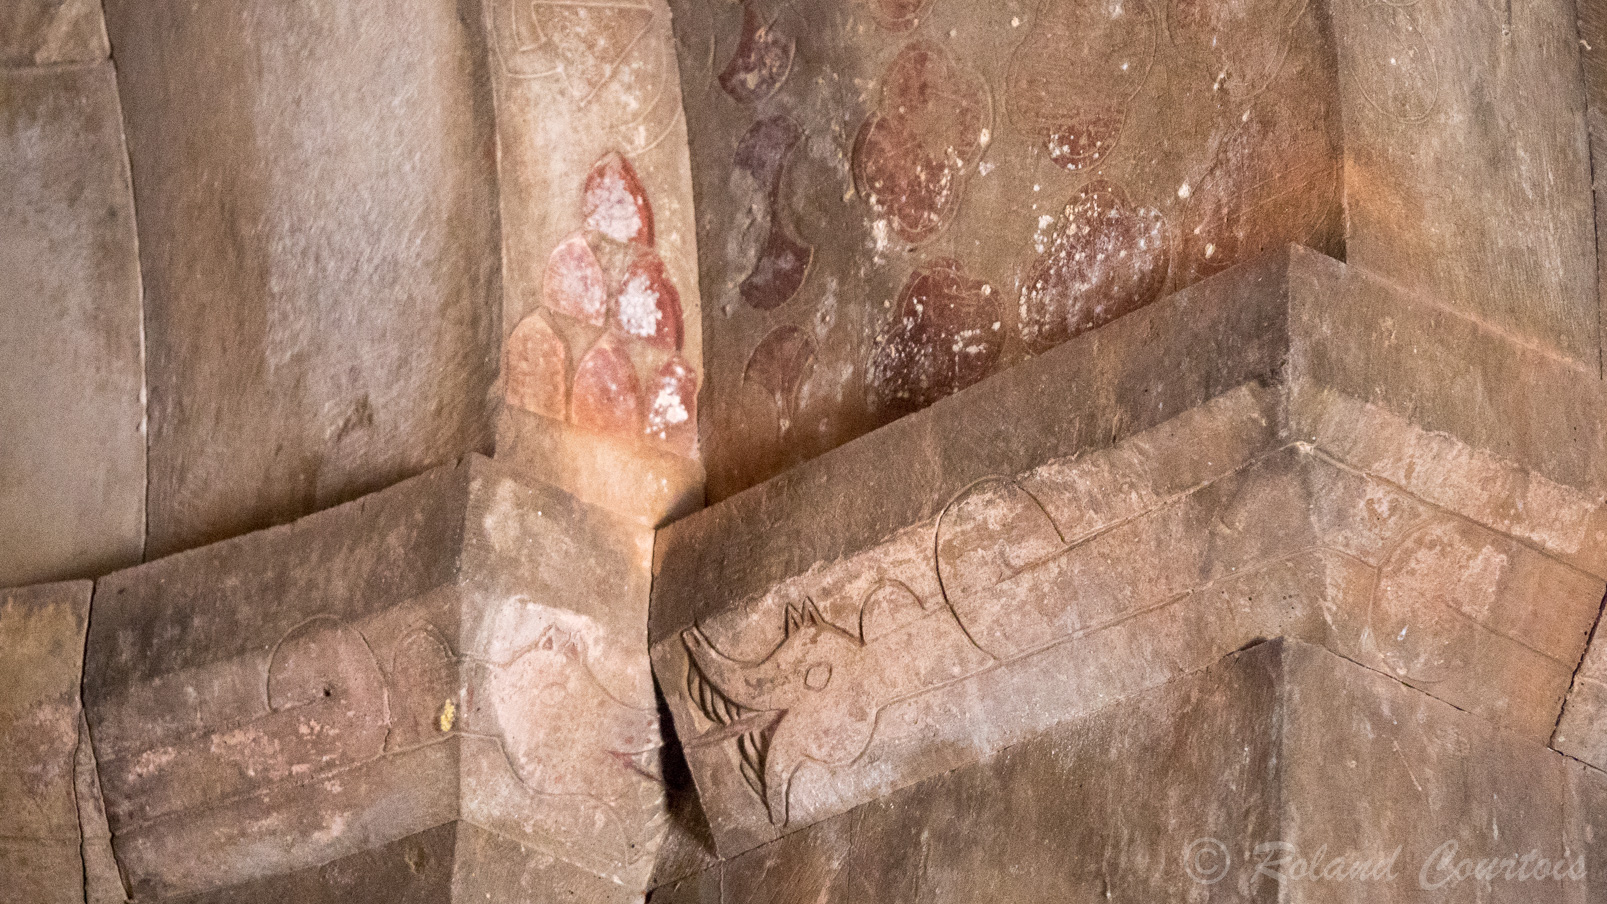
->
<box><xmin>84</xmin><ymin>455</ymin><xmax>665</xmax><ymax>900</ymax></box>
<box><xmin>0</xmin><ymin>579</ymin><xmax>123</xmax><ymax>904</ymax></box>
<box><xmin>649</xmin><ymin>247</ymin><xmax>1607</xmax><ymax>856</ymax></box>
<box><xmin>650</xmin><ymin>639</ymin><xmax>1607</xmax><ymax>904</ymax></box>
<box><xmin>163</xmin><ymin>822</ymin><xmax>643</xmax><ymax>904</ymax></box>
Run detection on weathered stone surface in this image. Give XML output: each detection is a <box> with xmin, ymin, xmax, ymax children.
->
<box><xmin>169</xmin><ymin>823</ymin><xmax>457</xmax><ymax>904</ymax></box>
<box><xmin>672</xmin><ymin>0</ymin><xmax>1599</xmax><ymax>500</ymax></box>
<box><xmin>0</xmin><ymin>63</ymin><xmax>144</xmax><ymax>588</ymax></box>
<box><xmin>652</xmin><ymin>640</ymin><xmax>1604</xmax><ymax>903</ymax></box>
<box><xmin>645</xmin><ymin>729</ymin><xmax>721</xmax><ymax>891</ymax></box>
<box><xmin>1554</xmin><ymin>606</ymin><xmax>1607</xmax><ymax>769</ymax></box>
<box><xmin>0</xmin><ymin>0</ymin><xmax>109</xmax><ymax>67</ymax></box>
<box><xmin>488</xmin><ymin>0</ymin><xmax>706</xmax><ymax>477</ymax></box>
<box><xmin>168</xmin><ymin>822</ymin><xmax>639</xmax><ymax>904</ymax></box>
<box><xmin>102</xmin><ymin>0</ymin><xmax>503</xmax><ymax>558</ymax></box>
<box><xmin>1335</xmin><ymin>0</ymin><xmax>1598</xmax><ymax>370</ymax></box>
<box><xmin>1582</xmin><ymin>0</ymin><xmax>1607</xmax><ymax>374</ymax></box>
<box><xmin>498</xmin><ymin>407</ymin><xmax>704</xmax><ymax>527</ymax></box>
<box><xmin>76</xmin><ymin>714</ymin><xmax>127</xmax><ymax>904</ymax></box>
<box><xmin>674</xmin><ymin>0</ymin><xmax>1342</xmax><ymax>499</ymax></box>
<box><xmin>0</xmin><ymin>580</ymin><xmax>115</xmax><ymax>904</ymax></box>
<box><xmin>84</xmin><ymin>456</ymin><xmax>666</xmax><ymax>900</ymax></box>
<box><xmin>1280</xmin><ymin>642</ymin><xmax>1599</xmax><ymax>904</ymax></box>
<box><xmin>651</xmin><ymin>247</ymin><xmax>1607</xmax><ymax>856</ymax></box>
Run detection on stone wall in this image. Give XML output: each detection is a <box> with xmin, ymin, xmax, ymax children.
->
<box><xmin>673</xmin><ymin>0</ymin><xmax>1598</xmax><ymax>500</ymax></box>
<box><xmin>1</xmin><ymin>0</ymin><xmax>1606</xmax><ymax>901</ymax></box>
<box><xmin>104</xmin><ymin>0</ymin><xmax>506</xmax><ymax>557</ymax></box>
<box><xmin>650</xmin><ymin>248</ymin><xmax>1607</xmax><ymax>856</ymax></box>
<box><xmin>486</xmin><ymin>0</ymin><xmax>708</xmax><ymax>527</ymax></box>
<box><xmin>3</xmin><ymin>0</ymin><xmax>709</xmax><ymax>582</ymax></box>
<box><xmin>652</xmin><ymin>640</ymin><xmax>1607</xmax><ymax>903</ymax></box>
<box><xmin>0</xmin><ymin>3</ymin><xmax>144</xmax><ymax>588</ymax></box>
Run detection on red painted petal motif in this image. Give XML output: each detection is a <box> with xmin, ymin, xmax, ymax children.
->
<box><xmin>542</xmin><ymin>232</ymin><xmax>608</xmax><ymax>326</ymax></box>
<box><xmin>505</xmin><ymin>312</ymin><xmax>568</xmax><ymax>419</ymax></box>
<box><xmin>583</xmin><ymin>151</ymin><xmax>655</xmax><ymax>247</ymax></box>
<box><xmin>572</xmin><ymin>338</ymin><xmax>644</xmax><ymax>438</ymax></box>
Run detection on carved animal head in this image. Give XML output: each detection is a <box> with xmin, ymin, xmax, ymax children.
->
<box><xmin>682</xmin><ymin>599</ymin><xmax>862</xmax><ymax>717</ymax></box>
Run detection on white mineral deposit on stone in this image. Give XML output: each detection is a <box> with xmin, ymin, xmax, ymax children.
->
<box><xmin>590</xmin><ymin>172</ymin><xmax>645</xmax><ymax>243</ymax></box>
<box><xmin>652</xmin><ymin>384</ymin><xmax>689</xmax><ymax>426</ymax></box>
<box><xmin>617</xmin><ymin>271</ymin><xmax>663</xmax><ymax>337</ymax></box>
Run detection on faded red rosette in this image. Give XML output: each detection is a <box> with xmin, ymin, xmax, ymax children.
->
<box><xmin>853</xmin><ymin>41</ymin><xmax>989</xmax><ymax>244</ymax></box>
<box><xmin>1019</xmin><ymin>180</ymin><xmax>1169</xmax><ymax>353</ymax></box>
<box><xmin>868</xmin><ymin>258</ymin><xmax>1002</xmax><ymax>418</ymax></box>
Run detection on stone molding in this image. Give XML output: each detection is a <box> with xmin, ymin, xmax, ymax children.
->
<box><xmin>650</xmin><ymin>247</ymin><xmax>1607</xmax><ymax>856</ymax></box>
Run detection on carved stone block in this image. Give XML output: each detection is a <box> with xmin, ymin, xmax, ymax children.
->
<box><xmin>0</xmin><ymin>581</ymin><xmax>122</xmax><ymax>904</ymax></box>
<box><xmin>0</xmin><ymin>62</ymin><xmax>144</xmax><ymax>588</ymax></box>
<box><xmin>84</xmin><ymin>456</ymin><xmax>665</xmax><ymax>901</ymax></box>
<box><xmin>163</xmin><ymin>822</ymin><xmax>641</xmax><ymax>904</ymax></box>
<box><xmin>101</xmin><ymin>0</ymin><xmax>503</xmax><ymax>558</ymax></box>
<box><xmin>650</xmin><ymin>640</ymin><xmax>1606</xmax><ymax>904</ymax></box>
<box><xmin>650</xmin><ymin>247</ymin><xmax>1607</xmax><ymax>856</ymax></box>
<box><xmin>497</xmin><ymin>408</ymin><xmax>705</xmax><ymax>527</ymax></box>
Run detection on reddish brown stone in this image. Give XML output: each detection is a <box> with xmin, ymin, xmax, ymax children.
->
<box><xmin>0</xmin><ymin>64</ymin><xmax>145</xmax><ymax>587</ymax></box>
<box><xmin>573</xmin><ymin>338</ymin><xmax>645</xmax><ymax>438</ymax></box>
<box><xmin>647</xmin><ymin>356</ymin><xmax>700</xmax><ymax>457</ymax></box>
<box><xmin>385</xmin><ymin>627</ymin><xmax>456</xmax><ymax>753</ymax></box>
<box><xmin>505</xmin><ymin>312</ymin><xmax>568</xmax><ymax>420</ymax></box>
<box><xmin>651</xmin><ymin>251</ymin><xmax>1607</xmax><ymax>854</ymax></box>
<box><xmin>0</xmin><ymin>581</ymin><xmax>101</xmax><ymax>904</ymax></box>
<box><xmin>852</xmin><ymin>41</ymin><xmax>988</xmax><ymax>244</ymax></box>
<box><xmin>674</xmin><ymin>0</ymin><xmax>1344</xmax><ymax>500</ymax></box>
<box><xmin>1005</xmin><ymin>0</ymin><xmax>1154</xmax><ymax>171</ymax></box>
<box><xmin>106</xmin><ymin>0</ymin><xmax>503</xmax><ymax>557</ymax></box>
<box><xmin>1170</xmin><ymin>0</ymin><xmax>1306</xmax><ymax>97</ymax></box>
<box><xmin>583</xmin><ymin>151</ymin><xmax>655</xmax><ymax>247</ymax></box>
<box><xmin>740</xmin><ymin>225</ymin><xmax>814</xmax><ymax>313</ymax></box>
<box><xmin>864</xmin><ymin>0</ymin><xmax>930</xmax><ymax>32</ymax></box>
<box><xmin>1177</xmin><ymin>104</ymin><xmax>1337</xmax><ymax>283</ymax></box>
<box><xmin>718</xmin><ymin>2</ymin><xmax>794</xmax><ymax>104</ymax></box>
<box><xmin>612</xmin><ymin>251</ymin><xmax>684</xmax><ymax>351</ymax></box>
<box><xmin>654</xmin><ymin>641</ymin><xmax>1607</xmax><ymax>902</ymax></box>
<box><xmin>743</xmin><ymin>326</ymin><xmax>816</xmax><ymax>434</ymax></box>
<box><xmin>491</xmin><ymin>622</ymin><xmax>662</xmax><ymax>808</ymax></box>
<box><xmin>1019</xmin><ymin>180</ymin><xmax>1169</xmax><ymax>352</ymax></box>
<box><xmin>868</xmin><ymin>258</ymin><xmax>1002</xmax><ymax>419</ymax></box>
<box><xmin>543</xmin><ymin>231</ymin><xmax>609</xmax><ymax>326</ymax></box>
<box><xmin>735</xmin><ymin>116</ymin><xmax>813</xmax><ymax>311</ymax></box>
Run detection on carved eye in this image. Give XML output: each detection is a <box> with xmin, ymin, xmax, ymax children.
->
<box><xmin>804</xmin><ymin>664</ymin><xmax>832</xmax><ymax>690</ymax></box>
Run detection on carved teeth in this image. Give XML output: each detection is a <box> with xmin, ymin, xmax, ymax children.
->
<box><xmin>683</xmin><ymin>631</ymin><xmax>746</xmax><ymax>727</ymax></box>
